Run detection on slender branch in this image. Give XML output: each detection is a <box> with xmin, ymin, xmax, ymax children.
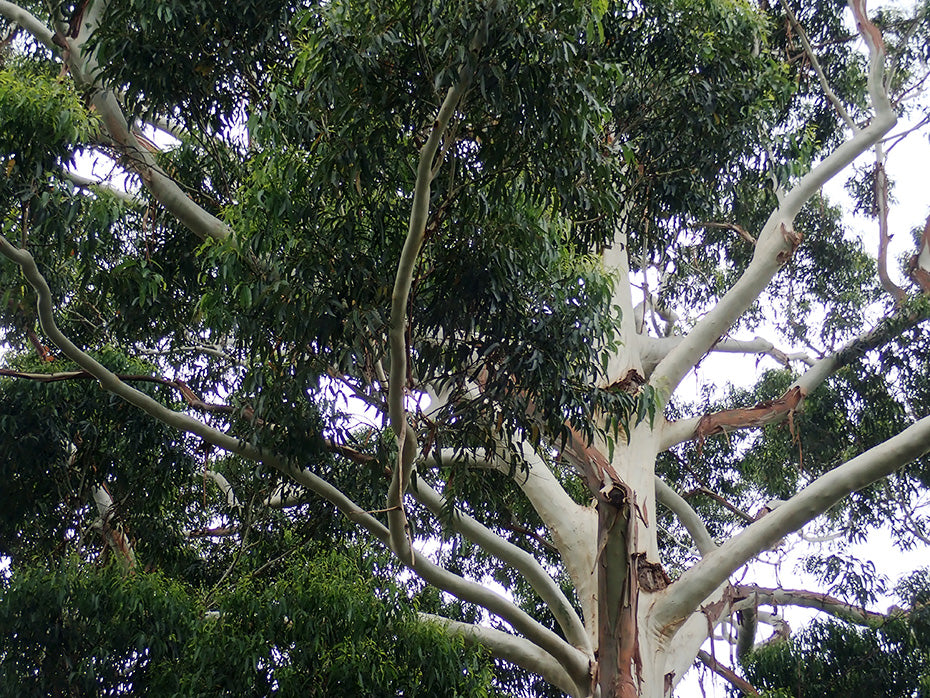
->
<box><xmin>419</xmin><ymin>613</ymin><xmax>584</xmax><ymax>698</ymax></box>
<box><xmin>411</xmin><ymin>478</ymin><xmax>592</xmax><ymax>654</ymax></box>
<box><xmin>652</xmin><ymin>413</ymin><xmax>930</xmax><ymax>633</ymax></box>
<box><xmin>387</xmin><ymin>59</ymin><xmax>477</xmax><ymax>560</ymax></box>
<box><xmin>642</xmin><ymin>334</ymin><xmax>815</xmax><ymax>376</ymax></box>
<box><xmin>690</xmin><ymin>221</ymin><xmax>756</xmax><ymax>245</ymax></box>
<box><xmin>654</xmin><ymin>477</ymin><xmax>716</xmax><ymax>555</ymax></box>
<box><xmin>660</xmin><ymin>305</ymin><xmax>930</xmax><ymax>450</ymax></box>
<box><xmin>696</xmin><ymin>650</ymin><xmax>760</xmax><ymax>696</ymax></box>
<box><xmin>62</xmin><ymin>170</ymin><xmax>141</xmax><ymax>205</ymax></box>
<box><xmin>781</xmin><ymin>0</ymin><xmax>857</xmax><ymax>131</ymax></box>
<box><xmin>733</xmin><ymin>584</ymin><xmax>889</xmax><ymax>627</ymax></box>
<box><xmin>710</xmin><ymin>337</ymin><xmax>815</xmax><ymax>367</ymax></box>
<box><xmin>0</xmin><ymin>366</ymin><xmax>378</xmax><ymax>469</ymax></box>
<box><xmin>683</xmin><ymin>487</ymin><xmax>755</xmax><ymax>524</ymax></box>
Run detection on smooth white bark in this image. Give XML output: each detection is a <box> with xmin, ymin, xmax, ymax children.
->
<box><xmin>419</xmin><ymin>613</ymin><xmax>584</xmax><ymax>698</ymax></box>
<box><xmin>430</xmin><ymin>446</ymin><xmax>599</xmax><ymax>648</ymax></box>
<box><xmin>62</xmin><ymin>170</ymin><xmax>140</xmax><ymax>205</ymax></box>
<box><xmin>654</xmin><ymin>477</ymin><xmax>716</xmax><ymax>556</ymax></box>
<box><xmin>601</xmin><ymin>227</ymin><xmax>643</xmax><ymax>385</ymax></box>
<box><xmin>0</xmin><ymin>1</ymin><xmax>54</xmax><ymax>49</ymax></box>
<box><xmin>652</xmin><ymin>414</ymin><xmax>930</xmax><ymax>632</ymax></box>
<box><xmin>202</xmin><ymin>470</ymin><xmax>240</xmax><ymax>509</ymax></box>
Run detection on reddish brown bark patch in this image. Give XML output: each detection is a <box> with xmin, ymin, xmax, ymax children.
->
<box><xmin>695</xmin><ymin>385</ymin><xmax>804</xmax><ymax>443</ymax></box>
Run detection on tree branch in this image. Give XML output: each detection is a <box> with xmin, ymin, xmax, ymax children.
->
<box><xmin>652</xmin><ymin>413</ymin><xmax>930</xmax><ymax>633</ymax></box>
<box><xmin>733</xmin><ymin>584</ymin><xmax>889</xmax><ymax>627</ymax></box>
<box><xmin>654</xmin><ymin>477</ymin><xmax>716</xmax><ymax>556</ymax></box>
<box><xmin>411</xmin><ymin>477</ymin><xmax>592</xmax><ymax>654</ymax></box>
<box><xmin>642</xmin><ymin>334</ymin><xmax>815</xmax><ymax>377</ymax></box>
<box><xmin>49</xmin><ymin>0</ymin><xmax>234</xmax><ymax>246</ymax></box>
<box><xmin>62</xmin><ymin>169</ymin><xmax>141</xmax><ymax>205</ymax></box>
<box><xmin>650</xmin><ymin>0</ymin><xmax>896</xmax><ymax>398</ymax></box>
<box><xmin>202</xmin><ymin>470</ymin><xmax>240</xmax><ymax>510</ymax></box>
<box><xmin>696</xmin><ymin>650</ymin><xmax>760</xmax><ymax>696</ymax></box>
<box><xmin>0</xmin><ymin>0</ymin><xmax>55</xmax><ymax>50</ymax></box>
<box><xmin>419</xmin><ymin>613</ymin><xmax>584</xmax><ymax>698</ymax></box>
<box><xmin>387</xmin><ymin>58</ymin><xmax>478</xmax><ymax>561</ymax></box>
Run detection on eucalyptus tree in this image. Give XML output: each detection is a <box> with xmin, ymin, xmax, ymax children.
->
<box><xmin>1</xmin><ymin>0</ymin><xmax>930</xmax><ymax>696</ymax></box>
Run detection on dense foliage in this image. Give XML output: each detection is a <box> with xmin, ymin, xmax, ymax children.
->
<box><xmin>2</xmin><ymin>0</ymin><xmax>930</xmax><ymax>695</ymax></box>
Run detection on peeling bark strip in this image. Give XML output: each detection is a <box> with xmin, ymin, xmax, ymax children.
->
<box><xmin>849</xmin><ymin>0</ymin><xmax>885</xmax><ymax>54</ymax></box>
<box><xmin>608</xmin><ymin>368</ymin><xmax>647</xmax><ymax>392</ymax></box>
<box><xmin>776</xmin><ymin>223</ymin><xmax>803</xmax><ymax>264</ymax></box>
<box><xmin>595</xmin><ymin>501</ymin><xmax>641</xmax><ymax>698</ymax></box>
<box><xmin>908</xmin><ymin>214</ymin><xmax>930</xmax><ymax>293</ymax></box>
<box><xmin>874</xmin><ymin>158</ymin><xmax>907</xmax><ymax>302</ymax></box>
<box><xmin>695</xmin><ymin>385</ymin><xmax>804</xmax><ymax>442</ymax></box>
<box><xmin>561</xmin><ymin>424</ymin><xmax>623</xmax><ymax>497</ymax></box>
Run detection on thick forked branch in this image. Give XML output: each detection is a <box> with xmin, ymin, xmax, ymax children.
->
<box><xmin>411</xmin><ymin>478</ymin><xmax>591</xmax><ymax>653</ymax></box>
<box><xmin>650</xmin><ymin>0</ymin><xmax>896</xmax><ymax>398</ymax></box>
<box><xmin>426</xmin><ymin>445</ymin><xmax>598</xmax><ymax>640</ymax></box>
<box><xmin>0</xmin><ymin>232</ymin><xmax>590</xmax><ymax>690</ymax></box>
<box><xmin>419</xmin><ymin>614</ymin><xmax>583</xmax><ymax>698</ymax></box>
<box><xmin>651</xmin><ymin>413</ymin><xmax>930</xmax><ymax>633</ymax></box>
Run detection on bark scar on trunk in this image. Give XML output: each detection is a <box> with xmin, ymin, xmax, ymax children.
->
<box><xmin>633</xmin><ymin>553</ymin><xmax>671</xmax><ymax>592</ymax></box>
<box><xmin>776</xmin><ymin>223</ymin><xmax>803</xmax><ymax>264</ymax></box>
